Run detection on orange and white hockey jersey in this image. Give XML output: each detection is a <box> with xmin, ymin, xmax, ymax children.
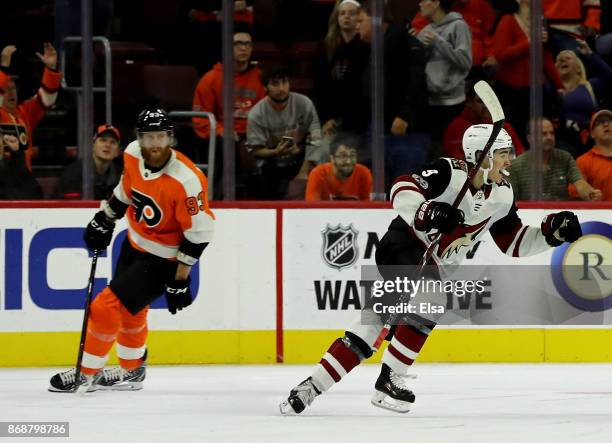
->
<box><xmin>112</xmin><ymin>141</ymin><xmax>215</xmax><ymax>264</ymax></box>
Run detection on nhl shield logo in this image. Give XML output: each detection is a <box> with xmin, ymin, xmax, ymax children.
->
<box><xmin>321</xmin><ymin>224</ymin><xmax>359</xmax><ymax>270</ymax></box>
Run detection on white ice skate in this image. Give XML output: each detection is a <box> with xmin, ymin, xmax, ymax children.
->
<box><xmin>279</xmin><ymin>377</ymin><xmax>321</xmax><ymax>415</ymax></box>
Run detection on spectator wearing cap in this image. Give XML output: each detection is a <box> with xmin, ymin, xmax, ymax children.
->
<box><xmin>55</xmin><ymin>124</ymin><xmax>122</xmax><ymax>199</ymax></box>
<box><xmin>306</xmin><ymin>132</ymin><xmax>372</xmax><ymax>200</ymax></box>
<box><xmin>0</xmin><ymin>43</ymin><xmax>62</xmax><ymax>171</ymax></box>
<box><xmin>574</xmin><ymin>110</ymin><xmax>612</xmax><ymax>200</ymax></box>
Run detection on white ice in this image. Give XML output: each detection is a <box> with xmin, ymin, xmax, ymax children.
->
<box><xmin>1</xmin><ymin>364</ymin><xmax>612</xmax><ymax>443</ymax></box>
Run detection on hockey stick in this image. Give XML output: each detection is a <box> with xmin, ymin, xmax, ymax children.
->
<box><xmin>74</xmin><ymin>249</ymin><xmax>100</xmax><ymax>394</ymax></box>
<box><xmin>372</xmin><ymin>81</ymin><xmax>505</xmax><ymax>349</ymax></box>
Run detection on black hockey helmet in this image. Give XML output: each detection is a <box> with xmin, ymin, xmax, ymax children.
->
<box><xmin>136</xmin><ymin>108</ymin><xmax>174</xmax><ymax>134</ymax></box>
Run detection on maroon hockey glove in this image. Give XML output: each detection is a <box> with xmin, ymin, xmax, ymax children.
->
<box><xmin>541</xmin><ymin>211</ymin><xmax>582</xmax><ymax>246</ymax></box>
<box><xmin>164</xmin><ymin>276</ymin><xmax>193</xmax><ymax>315</ymax></box>
<box><xmin>83</xmin><ymin>211</ymin><xmax>115</xmax><ymax>251</ymax></box>
<box><xmin>414</xmin><ymin>201</ymin><xmax>464</xmax><ymax>234</ymax></box>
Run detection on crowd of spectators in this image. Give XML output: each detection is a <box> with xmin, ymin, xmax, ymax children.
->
<box><xmin>0</xmin><ymin>0</ymin><xmax>610</xmax><ymax>202</ymax></box>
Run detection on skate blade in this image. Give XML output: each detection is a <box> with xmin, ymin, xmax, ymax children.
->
<box><xmin>100</xmin><ymin>381</ymin><xmax>144</xmax><ymax>391</ymax></box>
<box><xmin>279</xmin><ymin>399</ymin><xmax>298</xmax><ymax>415</ymax></box>
<box><xmin>371</xmin><ymin>391</ymin><xmax>412</xmax><ymax>413</ymax></box>
<box><xmin>48</xmin><ymin>386</ymin><xmax>75</xmax><ymax>393</ymax></box>
<box><xmin>279</xmin><ymin>400</ymin><xmax>295</xmax><ymax>415</ymax></box>
<box><xmin>48</xmin><ymin>386</ymin><xmax>99</xmax><ymax>393</ymax></box>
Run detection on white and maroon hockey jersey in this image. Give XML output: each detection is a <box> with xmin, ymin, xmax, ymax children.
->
<box><xmin>389</xmin><ymin>157</ymin><xmax>550</xmax><ymax>267</ymax></box>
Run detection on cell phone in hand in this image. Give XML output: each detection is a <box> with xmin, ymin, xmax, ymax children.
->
<box><xmin>281</xmin><ymin>136</ymin><xmax>294</xmax><ymax>144</ymax></box>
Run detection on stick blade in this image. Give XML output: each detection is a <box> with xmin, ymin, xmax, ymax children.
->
<box><xmin>474</xmin><ymin>81</ymin><xmax>504</xmax><ymax>122</ymax></box>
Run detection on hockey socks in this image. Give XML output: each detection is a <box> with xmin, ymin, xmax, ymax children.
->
<box><xmin>81</xmin><ymin>287</ymin><xmax>149</xmax><ymax>375</ymax></box>
<box><xmin>382</xmin><ymin>323</ymin><xmax>433</xmax><ymax>375</ymax></box>
<box><xmin>311</xmin><ymin>332</ymin><xmax>373</xmax><ymax>392</ymax></box>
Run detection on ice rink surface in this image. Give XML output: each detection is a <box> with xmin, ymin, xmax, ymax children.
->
<box><xmin>1</xmin><ymin>363</ymin><xmax>611</xmax><ymax>443</ymax></box>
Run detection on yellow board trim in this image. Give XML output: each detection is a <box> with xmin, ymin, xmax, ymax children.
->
<box><xmin>283</xmin><ymin>329</ymin><xmax>612</xmax><ymax>363</ymax></box>
<box><xmin>0</xmin><ymin>331</ymin><xmax>276</xmax><ymax>367</ymax></box>
<box><xmin>2</xmin><ymin>329</ymin><xmax>612</xmax><ymax>367</ymax></box>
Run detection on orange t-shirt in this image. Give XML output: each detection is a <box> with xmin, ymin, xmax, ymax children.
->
<box><xmin>305</xmin><ymin>163</ymin><xmax>372</xmax><ymax>201</ymax></box>
<box><xmin>114</xmin><ymin>141</ymin><xmax>215</xmax><ymax>259</ymax></box>
<box><xmin>575</xmin><ymin>146</ymin><xmax>612</xmax><ymax>200</ymax></box>
<box><xmin>192</xmin><ymin>62</ymin><xmax>266</xmax><ymax>139</ymax></box>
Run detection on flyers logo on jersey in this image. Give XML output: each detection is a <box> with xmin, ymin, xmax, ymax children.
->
<box><xmin>132</xmin><ymin>189</ymin><xmax>163</xmax><ymax>227</ymax></box>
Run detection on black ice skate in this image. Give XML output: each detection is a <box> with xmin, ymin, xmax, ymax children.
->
<box><xmin>371</xmin><ymin>363</ymin><xmax>416</xmax><ymax>413</ymax></box>
<box><xmin>48</xmin><ymin>368</ymin><xmax>102</xmax><ymax>393</ymax></box>
<box><xmin>97</xmin><ymin>350</ymin><xmax>147</xmax><ymax>391</ymax></box>
<box><xmin>279</xmin><ymin>377</ymin><xmax>321</xmax><ymax>415</ymax></box>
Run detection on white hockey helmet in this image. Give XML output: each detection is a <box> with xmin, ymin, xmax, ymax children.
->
<box><xmin>462</xmin><ymin>124</ymin><xmax>513</xmax><ymax>165</ymax></box>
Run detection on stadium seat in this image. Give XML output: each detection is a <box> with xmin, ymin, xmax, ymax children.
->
<box><xmin>142</xmin><ymin>65</ymin><xmax>200</xmax><ymax>111</ymax></box>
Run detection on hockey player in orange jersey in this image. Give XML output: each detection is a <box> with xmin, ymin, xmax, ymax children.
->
<box><xmin>49</xmin><ymin>108</ymin><xmax>215</xmax><ymax>392</ymax></box>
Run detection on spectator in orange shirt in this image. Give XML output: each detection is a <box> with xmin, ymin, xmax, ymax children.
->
<box><xmin>192</xmin><ymin>24</ymin><xmax>266</xmax><ymax>196</ymax></box>
<box><xmin>306</xmin><ymin>133</ymin><xmax>372</xmax><ymax>201</ymax></box>
<box><xmin>0</xmin><ymin>43</ymin><xmax>62</xmax><ymax>172</ymax></box>
<box><xmin>575</xmin><ymin>110</ymin><xmax>612</xmax><ymax>200</ymax></box>
<box><xmin>192</xmin><ymin>25</ymin><xmax>265</xmax><ymax>143</ymax></box>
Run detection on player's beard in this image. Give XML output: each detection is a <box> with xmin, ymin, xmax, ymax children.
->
<box><xmin>142</xmin><ymin>146</ymin><xmax>171</xmax><ymax>168</ymax></box>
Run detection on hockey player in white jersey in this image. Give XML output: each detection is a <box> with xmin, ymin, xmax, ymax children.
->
<box><xmin>279</xmin><ymin>124</ymin><xmax>582</xmax><ymax>415</ymax></box>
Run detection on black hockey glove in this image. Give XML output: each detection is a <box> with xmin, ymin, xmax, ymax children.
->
<box><xmin>414</xmin><ymin>201</ymin><xmax>465</xmax><ymax>234</ymax></box>
<box><xmin>83</xmin><ymin>210</ymin><xmax>115</xmax><ymax>251</ymax></box>
<box><xmin>164</xmin><ymin>276</ymin><xmax>193</xmax><ymax>315</ymax></box>
<box><xmin>541</xmin><ymin>211</ymin><xmax>582</xmax><ymax>247</ymax></box>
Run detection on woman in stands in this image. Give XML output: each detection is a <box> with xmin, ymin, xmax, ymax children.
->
<box><xmin>554</xmin><ymin>40</ymin><xmax>612</xmax><ymax>156</ymax></box>
<box><xmin>314</xmin><ymin>0</ymin><xmax>370</xmax><ymax>139</ymax></box>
